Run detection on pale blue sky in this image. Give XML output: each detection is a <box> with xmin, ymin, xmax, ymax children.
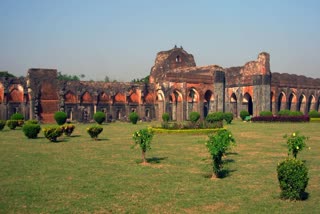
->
<box><xmin>1</xmin><ymin>0</ymin><xmax>319</xmax><ymax>81</ymax></box>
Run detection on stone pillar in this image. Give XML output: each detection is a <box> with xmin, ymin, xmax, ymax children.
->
<box><xmin>253</xmin><ymin>75</ymin><xmax>271</xmax><ymax>116</ymax></box>
<box><xmin>213</xmin><ymin>71</ymin><xmax>225</xmax><ymax>112</ymax></box>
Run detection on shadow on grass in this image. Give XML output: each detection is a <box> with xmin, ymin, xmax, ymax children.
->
<box><xmin>69</xmin><ymin>135</ymin><xmax>81</xmax><ymax>138</ymax></box>
<box><xmin>226</xmin><ymin>152</ymin><xmax>238</xmax><ymax>155</ymax></box>
<box><xmin>135</xmin><ymin>156</ymin><xmax>168</xmax><ymax>164</ymax></box>
<box><xmin>203</xmin><ymin>169</ymin><xmax>237</xmax><ymax>179</ymax></box>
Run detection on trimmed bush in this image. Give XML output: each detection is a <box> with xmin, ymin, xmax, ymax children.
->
<box><xmin>289</xmin><ymin>111</ymin><xmax>303</xmax><ymax>117</ymax></box>
<box><xmin>0</xmin><ymin>120</ymin><xmax>6</xmax><ymax>131</ymax></box>
<box><xmin>278</xmin><ymin>109</ymin><xmax>291</xmax><ymax>116</ymax></box>
<box><xmin>6</xmin><ymin>120</ymin><xmax>18</xmax><ymax>130</ymax></box>
<box><xmin>206</xmin><ymin>112</ymin><xmax>224</xmax><ymax>123</ymax></box>
<box><xmin>223</xmin><ymin>112</ymin><xmax>233</xmax><ymax>124</ymax></box>
<box><xmin>251</xmin><ymin>115</ymin><xmax>309</xmax><ymax>123</ymax></box>
<box><xmin>308</xmin><ymin>110</ymin><xmax>320</xmax><ymax>118</ymax></box>
<box><xmin>61</xmin><ymin>124</ymin><xmax>75</xmax><ymax>136</ymax></box>
<box><xmin>87</xmin><ymin>125</ymin><xmax>103</xmax><ymax>140</ymax></box>
<box><xmin>10</xmin><ymin>113</ymin><xmax>24</xmax><ymax>120</ymax></box>
<box><xmin>25</xmin><ymin>120</ymin><xmax>38</xmax><ymax>125</ymax></box>
<box><xmin>277</xmin><ymin>158</ymin><xmax>309</xmax><ymax>200</ymax></box>
<box><xmin>240</xmin><ymin>110</ymin><xmax>250</xmax><ymax>121</ymax></box>
<box><xmin>22</xmin><ymin>124</ymin><xmax>41</xmax><ymax>139</ymax></box>
<box><xmin>129</xmin><ymin>112</ymin><xmax>139</xmax><ymax>124</ymax></box>
<box><xmin>43</xmin><ymin>126</ymin><xmax>63</xmax><ymax>142</ymax></box>
<box><xmin>189</xmin><ymin>112</ymin><xmax>200</xmax><ymax>123</ymax></box>
<box><xmin>93</xmin><ymin>111</ymin><xmax>106</xmax><ymax>124</ymax></box>
<box><xmin>54</xmin><ymin>111</ymin><xmax>67</xmax><ymax>125</ymax></box>
<box><xmin>162</xmin><ymin>113</ymin><xmax>170</xmax><ymax>122</ymax></box>
<box><xmin>259</xmin><ymin>111</ymin><xmax>272</xmax><ymax>117</ymax></box>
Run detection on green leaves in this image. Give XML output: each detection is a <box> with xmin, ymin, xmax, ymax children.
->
<box><xmin>284</xmin><ymin>132</ymin><xmax>309</xmax><ymax>158</ymax></box>
<box><xmin>132</xmin><ymin>128</ymin><xmax>154</xmax><ymax>152</ymax></box>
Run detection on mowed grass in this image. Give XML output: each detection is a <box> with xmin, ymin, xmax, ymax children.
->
<box><xmin>0</xmin><ymin>121</ymin><xmax>319</xmax><ymax>213</ymax></box>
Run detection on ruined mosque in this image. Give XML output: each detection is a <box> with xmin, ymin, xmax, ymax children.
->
<box><xmin>0</xmin><ymin>46</ymin><xmax>320</xmax><ymax>123</ymax></box>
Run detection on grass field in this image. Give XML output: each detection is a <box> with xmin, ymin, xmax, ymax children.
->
<box><xmin>0</xmin><ymin>120</ymin><xmax>319</xmax><ymax>213</ymax></box>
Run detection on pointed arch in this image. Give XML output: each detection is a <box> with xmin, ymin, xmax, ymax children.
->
<box><xmin>169</xmin><ymin>89</ymin><xmax>183</xmax><ymax>121</ymax></box>
<box><xmin>98</xmin><ymin>92</ymin><xmax>111</xmax><ymax>104</ymax></box>
<box><xmin>298</xmin><ymin>94</ymin><xmax>306</xmax><ymax>114</ymax></box>
<box><xmin>65</xmin><ymin>91</ymin><xmax>77</xmax><ymax>103</ymax></box>
<box><xmin>128</xmin><ymin>91</ymin><xmax>140</xmax><ymax>104</ymax></box>
<box><xmin>288</xmin><ymin>92</ymin><xmax>297</xmax><ymax>111</ymax></box>
<box><xmin>81</xmin><ymin>91</ymin><xmax>93</xmax><ymax>103</ymax></box>
<box><xmin>203</xmin><ymin>90</ymin><xmax>213</xmax><ymax>118</ymax></box>
<box><xmin>230</xmin><ymin>93</ymin><xmax>238</xmax><ymax>117</ymax></box>
<box><xmin>8</xmin><ymin>88</ymin><xmax>23</xmax><ymax>102</ymax></box>
<box><xmin>114</xmin><ymin>92</ymin><xmax>126</xmax><ymax>103</ymax></box>
<box><xmin>156</xmin><ymin>90</ymin><xmax>165</xmax><ymax>120</ymax></box>
<box><xmin>307</xmin><ymin>94</ymin><xmax>316</xmax><ymax>112</ymax></box>
<box><xmin>277</xmin><ymin>92</ymin><xmax>286</xmax><ymax>112</ymax></box>
<box><xmin>243</xmin><ymin>93</ymin><xmax>253</xmax><ymax>115</ymax></box>
<box><xmin>187</xmin><ymin>88</ymin><xmax>200</xmax><ymax>118</ymax></box>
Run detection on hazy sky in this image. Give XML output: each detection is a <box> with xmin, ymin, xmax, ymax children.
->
<box><xmin>1</xmin><ymin>0</ymin><xmax>319</xmax><ymax>81</ymax></box>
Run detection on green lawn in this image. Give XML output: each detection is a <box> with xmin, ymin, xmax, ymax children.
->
<box><xmin>0</xmin><ymin>121</ymin><xmax>319</xmax><ymax>213</ymax></box>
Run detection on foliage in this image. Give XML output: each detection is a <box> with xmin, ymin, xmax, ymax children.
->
<box><xmin>240</xmin><ymin>110</ymin><xmax>250</xmax><ymax>121</ymax></box>
<box><xmin>132</xmin><ymin>128</ymin><xmax>154</xmax><ymax>163</ymax></box>
<box><xmin>61</xmin><ymin>124</ymin><xmax>75</xmax><ymax>136</ymax></box>
<box><xmin>206</xmin><ymin>112</ymin><xmax>224</xmax><ymax>123</ymax></box>
<box><xmin>57</xmin><ymin>72</ymin><xmax>83</xmax><ymax>81</ymax></box>
<box><xmin>54</xmin><ymin>111</ymin><xmax>67</xmax><ymax>125</ymax></box>
<box><xmin>0</xmin><ymin>120</ymin><xmax>6</xmax><ymax>131</ymax></box>
<box><xmin>189</xmin><ymin>112</ymin><xmax>200</xmax><ymax>123</ymax></box>
<box><xmin>284</xmin><ymin>132</ymin><xmax>308</xmax><ymax>159</ymax></box>
<box><xmin>308</xmin><ymin>110</ymin><xmax>320</xmax><ymax>118</ymax></box>
<box><xmin>87</xmin><ymin>125</ymin><xmax>103</xmax><ymax>140</ymax></box>
<box><xmin>278</xmin><ymin>109</ymin><xmax>291</xmax><ymax>116</ymax></box>
<box><xmin>251</xmin><ymin>115</ymin><xmax>310</xmax><ymax>122</ymax></box>
<box><xmin>22</xmin><ymin>124</ymin><xmax>41</xmax><ymax>139</ymax></box>
<box><xmin>0</xmin><ymin>71</ymin><xmax>15</xmax><ymax>78</ymax></box>
<box><xmin>6</xmin><ymin>120</ymin><xmax>18</xmax><ymax>130</ymax></box>
<box><xmin>259</xmin><ymin>111</ymin><xmax>273</xmax><ymax>116</ymax></box>
<box><xmin>25</xmin><ymin>120</ymin><xmax>38</xmax><ymax>125</ymax></box>
<box><xmin>206</xmin><ymin>129</ymin><xmax>236</xmax><ymax>178</ymax></box>
<box><xmin>43</xmin><ymin>126</ymin><xmax>63</xmax><ymax>142</ymax></box>
<box><xmin>223</xmin><ymin>112</ymin><xmax>234</xmax><ymax>124</ymax></box>
<box><xmin>289</xmin><ymin>111</ymin><xmax>303</xmax><ymax>116</ymax></box>
<box><xmin>129</xmin><ymin>112</ymin><xmax>139</xmax><ymax>124</ymax></box>
<box><xmin>277</xmin><ymin>158</ymin><xmax>309</xmax><ymax>200</ymax></box>
<box><xmin>131</xmin><ymin>75</ymin><xmax>150</xmax><ymax>83</ymax></box>
<box><xmin>152</xmin><ymin>127</ymin><xmax>224</xmax><ymax>134</ymax></box>
<box><xmin>162</xmin><ymin>113</ymin><xmax>170</xmax><ymax>122</ymax></box>
<box><xmin>93</xmin><ymin>111</ymin><xmax>106</xmax><ymax>124</ymax></box>
<box><xmin>10</xmin><ymin>113</ymin><xmax>24</xmax><ymax>120</ymax></box>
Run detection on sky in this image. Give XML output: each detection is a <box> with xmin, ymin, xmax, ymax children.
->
<box><xmin>1</xmin><ymin>0</ymin><xmax>320</xmax><ymax>81</ymax></box>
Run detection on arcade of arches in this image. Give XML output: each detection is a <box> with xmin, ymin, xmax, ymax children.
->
<box><xmin>0</xmin><ymin>47</ymin><xmax>319</xmax><ymax>123</ymax></box>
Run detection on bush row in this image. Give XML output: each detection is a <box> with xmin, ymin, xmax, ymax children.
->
<box><xmin>251</xmin><ymin>115</ymin><xmax>310</xmax><ymax>122</ymax></box>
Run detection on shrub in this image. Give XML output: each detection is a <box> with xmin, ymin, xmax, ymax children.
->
<box><xmin>277</xmin><ymin>158</ymin><xmax>309</xmax><ymax>200</ymax></box>
<box><xmin>54</xmin><ymin>111</ymin><xmax>67</xmax><ymax>125</ymax></box>
<box><xmin>87</xmin><ymin>125</ymin><xmax>103</xmax><ymax>140</ymax></box>
<box><xmin>206</xmin><ymin>112</ymin><xmax>224</xmax><ymax>123</ymax></box>
<box><xmin>278</xmin><ymin>109</ymin><xmax>291</xmax><ymax>116</ymax></box>
<box><xmin>308</xmin><ymin>110</ymin><xmax>320</xmax><ymax>118</ymax></box>
<box><xmin>132</xmin><ymin>128</ymin><xmax>154</xmax><ymax>164</ymax></box>
<box><xmin>0</xmin><ymin>120</ymin><xmax>6</xmax><ymax>131</ymax></box>
<box><xmin>93</xmin><ymin>111</ymin><xmax>106</xmax><ymax>124</ymax></box>
<box><xmin>25</xmin><ymin>120</ymin><xmax>38</xmax><ymax>125</ymax></box>
<box><xmin>6</xmin><ymin>120</ymin><xmax>18</xmax><ymax>130</ymax></box>
<box><xmin>240</xmin><ymin>110</ymin><xmax>250</xmax><ymax>121</ymax></box>
<box><xmin>289</xmin><ymin>111</ymin><xmax>303</xmax><ymax>117</ymax></box>
<box><xmin>189</xmin><ymin>112</ymin><xmax>200</xmax><ymax>123</ymax></box>
<box><xmin>251</xmin><ymin>115</ymin><xmax>310</xmax><ymax>123</ymax></box>
<box><xmin>259</xmin><ymin>111</ymin><xmax>272</xmax><ymax>116</ymax></box>
<box><xmin>10</xmin><ymin>113</ymin><xmax>24</xmax><ymax>120</ymax></box>
<box><xmin>61</xmin><ymin>124</ymin><xmax>75</xmax><ymax>136</ymax></box>
<box><xmin>206</xmin><ymin>129</ymin><xmax>236</xmax><ymax>178</ymax></box>
<box><xmin>162</xmin><ymin>113</ymin><xmax>170</xmax><ymax>122</ymax></box>
<box><xmin>284</xmin><ymin>132</ymin><xmax>308</xmax><ymax>159</ymax></box>
<box><xmin>129</xmin><ymin>112</ymin><xmax>139</xmax><ymax>124</ymax></box>
<box><xmin>223</xmin><ymin>112</ymin><xmax>233</xmax><ymax>124</ymax></box>
<box><xmin>43</xmin><ymin>126</ymin><xmax>63</xmax><ymax>142</ymax></box>
<box><xmin>22</xmin><ymin>124</ymin><xmax>41</xmax><ymax>139</ymax></box>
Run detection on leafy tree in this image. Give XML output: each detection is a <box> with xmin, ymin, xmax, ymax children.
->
<box><xmin>0</xmin><ymin>71</ymin><xmax>15</xmax><ymax>78</ymax></box>
<box><xmin>132</xmin><ymin>128</ymin><xmax>154</xmax><ymax>164</ymax></box>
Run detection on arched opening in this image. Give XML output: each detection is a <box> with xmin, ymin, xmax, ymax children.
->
<box><xmin>116</xmin><ymin>109</ymin><xmax>121</xmax><ymax>120</ymax></box>
<box><xmin>288</xmin><ymin>93</ymin><xmax>297</xmax><ymax>111</ymax></box>
<box><xmin>298</xmin><ymin>94</ymin><xmax>306</xmax><ymax>114</ymax></box>
<box><xmin>81</xmin><ymin>91</ymin><xmax>93</xmax><ymax>103</ymax></box>
<box><xmin>176</xmin><ymin>55</ymin><xmax>181</xmax><ymax>62</ymax></box>
<box><xmin>8</xmin><ymin>88</ymin><xmax>23</xmax><ymax>103</ymax></box>
<box><xmin>145</xmin><ymin>109</ymin><xmax>150</xmax><ymax>118</ymax></box>
<box><xmin>307</xmin><ymin>95</ymin><xmax>316</xmax><ymax>112</ymax></box>
<box><xmin>187</xmin><ymin>88</ymin><xmax>199</xmax><ymax>119</ymax></box>
<box><xmin>243</xmin><ymin>93</ymin><xmax>253</xmax><ymax>115</ymax></box>
<box><xmin>98</xmin><ymin>92</ymin><xmax>110</xmax><ymax>104</ymax></box>
<box><xmin>169</xmin><ymin>90</ymin><xmax>182</xmax><ymax>121</ymax></box>
<box><xmin>156</xmin><ymin>90</ymin><xmax>165</xmax><ymax>121</ymax></box>
<box><xmin>204</xmin><ymin>90</ymin><xmax>213</xmax><ymax>118</ymax></box>
<box><xmin>230</xmin><ymin>93</ymin><xmax>237</xmax><ymax>117</ymax></box>
<box><xmin>65</xmin><ymin>91</ymin><xmax>77</xmax><ymax>103</ymax></box>
<box><xmin>277</xmin><ymin>92</ymin><xmax>286</xmax><ymax>112</ymax></box>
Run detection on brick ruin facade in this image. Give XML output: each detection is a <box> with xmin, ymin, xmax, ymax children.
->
<box><xmin>1</xmin><ymin>46</ymin><xmax>320</xmax><ymax>123</ymax></box>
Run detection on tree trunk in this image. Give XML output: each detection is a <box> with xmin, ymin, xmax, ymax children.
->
<box><xmin>142</xmin><ymin>150</ymin><xmax>146</xmax><ymax>164</ymax></box>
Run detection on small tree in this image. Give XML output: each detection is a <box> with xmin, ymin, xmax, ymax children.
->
<box><xmin>93</xmin><ymin>111</ymin><xmax>106</xmax><ymax>124</ymax></box>
<box><xmin>284</xmin><ymin>132</ymin><xmax>308</xmax><ymax>159</ymax></box>
<box><xmin>129</xmin><ymin>112</ymin><xmax>139</xmax><ymax>124</ymax></box>
<box><xmin>132</xmin><ymin>128</ymin><xmax>154</xmax><ymax>164</ymax></box>
<box><xmin>54</xmin><ymin>111</ymin><xmax>67</xmax><ymax>125</ymax></box>
<box><xmin>206</xmin><ymin>129</ymin><xmax>236</xmax><ymax>178</ymax></box>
